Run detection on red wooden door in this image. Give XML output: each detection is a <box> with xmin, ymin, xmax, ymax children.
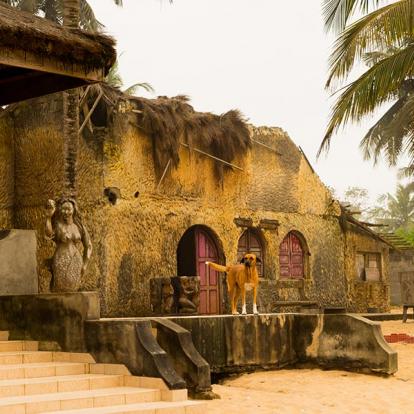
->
<box><xmin>237</xmin><ymin>229</ymin><xmax>263</xmax><ymax>277</ymax></box>
<box><xmin>279</xmin><ymin>232</ymin><xmax>304</xmax><ymax>278</ymax></box>
<box><xmin>195</xmin><ymin>228</ymin><xmax>220</xmax><ymax>314</ymax></box>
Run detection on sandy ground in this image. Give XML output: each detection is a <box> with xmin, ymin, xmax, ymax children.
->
<box><xmin>204</xmin><ymin>320</ymin><xmax>414</xmax><ymax>414</ymax></box>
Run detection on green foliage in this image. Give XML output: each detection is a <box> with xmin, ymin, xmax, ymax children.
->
<box><xmin>2</xmin><ymin>0</ymin><xmax>121</xmax><ymax>32</ymax></box>
<box><xmin>367</xmin><ymin>182</ymin><xmax>414</xmax><ymax>231</ymax></box>
<box><xmin>320</xmin><ymin>0</ymin><xmax>414</xmax><ymax>174</ymax></box>
<box><xmin>395</xmin><ymin>226</ymin><xmax>414</xmax><ymax>246</ymax></box>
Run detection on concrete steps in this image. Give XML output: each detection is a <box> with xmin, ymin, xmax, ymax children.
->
<box><xmin>0</xmin><ymin>331</ymin><xmax>205</xmax><ymax>414</ymax></box>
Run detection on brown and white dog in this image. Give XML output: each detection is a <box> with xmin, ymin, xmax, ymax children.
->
<box><xmin>206</xmin><ymin>253</ymin><xmax>260</xmax><ymax>315</ymax></box>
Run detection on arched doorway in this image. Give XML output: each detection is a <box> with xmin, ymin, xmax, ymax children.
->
<box><xmin>177</xmin><ymin>226</ymin><xmax>222</xmax><ymax>314</ymax></box>
<box><xmin>279</xmin><ymin>231</ymin><xmax>306</xmax><ymax>278</ymax></box>
<box><xmin>237</xmin><ymin>228</ymin><xmax>264</xmax><ymax>277</ymax></box>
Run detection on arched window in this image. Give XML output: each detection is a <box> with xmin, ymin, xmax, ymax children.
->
<box><xmin>279</xmin><ymin>232</ymin><xmax>306</xmax><ymax>279</ymax></box>
<box><xmin>237</xmin><ymin>229</ymin><xmax>264</xmax><ymax>277</ymax></box>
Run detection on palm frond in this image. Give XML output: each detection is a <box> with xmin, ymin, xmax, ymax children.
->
<box><xmin>319</xmin><ymin>43</ymin><xmax>414</xmax><ymax>155</ymax></box>
<box><xmin>79</xmin><ymin>0</ymin><xmax>103</xmax><ymax>31</ymax></box>
<box><xmin>399</xmin><ymin>164</ymin><xmax>414</xmax><ymax>178</ymax></box>
<box><xmin>326</xmin><ymin>1</ymin><xmax>411</xmax><ymax>88</ymax></box>
<box><xmin>17</xmin><ymin>0</ymin><xmax>39</xmax><ymax>12</ymax></box>
<box><xmin>359</xmin><ymin>92</ymin><xmax>414</xmax><ymax>165</ymax></box>
<box><xmin>323</xmin><ymin>0</ymin><xmax>382</xmax><ymax>33</ymax></box>
<box><xmin>105</xmin><ymin>59</ymin><xmax>123</xmax><ymax>88</ymax></box>
<box><xmin>363</xmin><ymin>45</ymin><xmax>400</xmax><ymax>66</ymax></box>
<box><xmin>123</xmin><ymin>82</ymin><xmax>155</xmax><ymax>96</ymax></box>
<box><xmin>41</xmin><ymin>0</ymin><xmax>62</xmax><ymax>24</ymax></box>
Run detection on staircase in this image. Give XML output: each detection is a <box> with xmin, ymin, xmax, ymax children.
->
<box><xmin>0</xmin><ymin>331</ymin><xmax>205</xmax><ymax>413</ymax></box>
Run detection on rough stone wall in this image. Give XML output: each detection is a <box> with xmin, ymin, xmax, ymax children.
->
<box><xmin>5</xmin><ymin>93</ymin><xmax>387</xmax><ymax>316</ymax></box>
<box><xmin>0</xmin><ymin>111</ymin><xmax>15</xmax><ymax>228</ymax></box>
<box><xmin>388</xmin><ymin>249</ymin><xmax>414</xmax><ymax>305</ymax></box>
<box><xmin>9</xmin><ymin>94</ymin><xmax>106</xmax><ymax>294</ymax></box>
<box><xmin>344</xmin><ymin>228</ymin><xmax>390</xmax><ymax>312</ymax></box>
<box><xmin>98</xmin><ymin>121</ymin><xmax>347</xmax><ymax>315</ymax></box>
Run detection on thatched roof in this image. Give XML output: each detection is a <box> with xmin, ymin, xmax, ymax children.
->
<box><xmin>0</xmin><ymin>3</ymin><xmax>116</xmax><ymax>105</ymax></box>
<box><xmin>91</xmin><ymin>85</ymin><xmax>251</xmax><ymax>179</ymax></box>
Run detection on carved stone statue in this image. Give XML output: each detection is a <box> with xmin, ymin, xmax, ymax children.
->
<box><xmin>150</xmin><ymin>277</ymin><xmax>175</xmax><ymax>314</ymax></box>
<box><xmin>45</xmin><ymin>197</ymin><xmax>92</xmax><ymax>292</ymax></box>
<box><xmin>177</xmin><ymin>276</ymin><xmax>200</xmax><ymax>314</ymax></box>
<box><xmin>161</xmin><ymin>279</ymin><xmax>175</xmax><ymax>314</ymax></box>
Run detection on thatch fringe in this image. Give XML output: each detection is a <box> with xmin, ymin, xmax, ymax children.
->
<box><xmin>94</xmin><ymin>85</ymin><xmax>251</xmax><ymax>179</ymax></box>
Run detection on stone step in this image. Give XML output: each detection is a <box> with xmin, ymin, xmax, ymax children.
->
<box><xmin>0</xmin><ymin>351</ymin><xmax>54</xmax><ymax>365</ymax></box>
<box><xmin>44</xmin><ymin>400</ymin><xmax>205</xmax><ymax>414</ymax></box>
<box><xmin>0</xmin><ymin>374</ymin><xmax>124</xmax><ymax>397</ymax></box>
<box><xmin>0</xmin><ymin>332</ymin><xmax>9</xmax><ymax>341</ymax></box>
<box><xmin>0</xmin><ymin>341</ymin><xmax>38</xmax><ymax>352</ymax></box>
<box><xmin>0</xmin><ymin>386</ymin><xmax>161</xmax><ymax>414</ymax></box>
<box><xmin>0</xmin><ymin>362</ymin><xmax>89</xmax><ymax>380</ymax></box>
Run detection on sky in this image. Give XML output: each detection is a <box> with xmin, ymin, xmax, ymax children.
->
<box><xmin>88</xmin><ymin>0</ymin><xmax>404</xmax><ymax>203</ymax></box>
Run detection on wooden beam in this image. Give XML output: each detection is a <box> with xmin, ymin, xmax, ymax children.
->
<box><xmin>180</xmin><ymin>143</ymin><xmax>244</xmax><ymax>171</ymax></box>
<box><xmin>0</xmin><ymin>47</ymin><xmax>105</xmax><ymax>82</ymax></box>
<box><xmin>0</xmin><ymin>70</ymin><xmax>87</xmax><ymax>106</ymax></box>
<box><xmin>79</xmin><ymin>87</ymin><xmax>103</xmax><ymax>134</ymax></box>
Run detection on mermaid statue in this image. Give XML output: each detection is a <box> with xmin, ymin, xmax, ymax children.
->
<box><xmin>45</xmin><ymin>197</ymin><xmax>92</xmax><ymax>292</ymax></box>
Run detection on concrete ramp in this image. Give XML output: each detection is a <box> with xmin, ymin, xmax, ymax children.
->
<box><xmin>167</xmin><ymin>313</ymin><xmax>397</xmax><ymax>375</ymax></box>
<box><xmin>293</xmin><ymin>313</ymin><xmax>397</xmax><ymax>375</ymax></box>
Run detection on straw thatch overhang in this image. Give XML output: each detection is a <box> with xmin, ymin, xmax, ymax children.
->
<box><xmin>0</xmin><ymin>3</ymin><xmax>116</xmax><ymax>106</ymax></box>
<box><xmin>84</xmin><ymin>84</ymin><xmax>251</xmax><ymax>180</ymax></box>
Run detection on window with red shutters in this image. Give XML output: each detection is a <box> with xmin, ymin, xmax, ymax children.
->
<box><xmin>237</xmin><ymin>229</ymin><xmax>264</xmax><ymax>277</ymax></box>
<box><xmin>279</xmin><ymin>232</ymin><xmax>305</xmax><ymax>279</ymax></box>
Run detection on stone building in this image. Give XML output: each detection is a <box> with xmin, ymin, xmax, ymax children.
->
<box><xmin>0</xmin><ymin>86</ymin><xmax>391</xmax><ymax>316</ymax></box>
<box><xmin>382</xmin><ymin>233</ymin><xmax>414</xmax><ymax>306</ymax></box>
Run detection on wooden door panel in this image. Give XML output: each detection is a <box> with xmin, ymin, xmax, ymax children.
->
<box><xmin>199</xmin><ymin>290</ymin><xmax>207</xmax><ymax>314</ymax></box>
<box><xmin>209</xmin><ymin>270</ymin><xmax>217</xmax><ymax>285</ymax></box>
<box><xmin>279</xmin><ymin>233</ymin><xmax>304</xmax><ymax>278</ymax></box>
<box><xmin>209</xmin><ymin>290</ymin><xmax>218</xmax><ymax>314</ymax></box>
<box><xmin>195</xmin><ymin>228</ymin><xmax>220</xmax><ymax>315</ymax></box>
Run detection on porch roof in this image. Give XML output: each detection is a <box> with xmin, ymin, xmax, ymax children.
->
<box><xmin>0</xmin><ymin>2</ymin><xmax>116</xmax><ymax>105</ymax></box>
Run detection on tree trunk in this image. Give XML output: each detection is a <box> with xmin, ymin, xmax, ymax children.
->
<box><xmin>63</xmin><ymin>0</ymin><xmax>79</xmax><ymax>28</ymax></box>
<box><xmin>63</xmin><ymin>0</ymin><xmax>80</xmax><ymax>197</ymax></box>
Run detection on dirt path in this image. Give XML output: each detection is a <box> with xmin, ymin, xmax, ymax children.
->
<box><xmin>204</xmin><ymin>320</ymin><xmax>414</xmax><ymax>414</ymax></box>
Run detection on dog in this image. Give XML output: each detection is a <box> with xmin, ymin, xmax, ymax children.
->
<box><xmin>206</xmin><ymin>253</ymin><xmax>261</xmax><ymax>315</ymax></box>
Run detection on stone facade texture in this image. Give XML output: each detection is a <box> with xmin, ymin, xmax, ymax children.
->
<box><xmin>389</xmin><ymin>249</ymin><xmax>414</xmax><ymax>305</ymax></box>
<box><xmin>0</xmin><ymin>93</ymin><xmax>390</xmax><ymax>316</ymax></box>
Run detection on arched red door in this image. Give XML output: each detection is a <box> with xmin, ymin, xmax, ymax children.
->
<box><xmin>177</xmin><ymin>226</ymin><xmax>221</xmax><ymax>314</ymax></box>
<box><xmin>195</xmin><ymin>228</ymin><xmax>220</xmax><ymax>314</ymax></box>
<box><xmin>279</xmin><ymin>232</ymin><xmax>304</xmax><ymax>278</ymax></box>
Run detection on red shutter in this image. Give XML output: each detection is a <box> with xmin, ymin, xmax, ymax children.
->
<box><xmin>237</xmin><ymin>229</ymin><xmax>263</xmax><ymax>277</ymax></box>
<box><xmin>279</xmin><ymin>233</ymin><xmax>304</xmax><ymax>279</ymax></box>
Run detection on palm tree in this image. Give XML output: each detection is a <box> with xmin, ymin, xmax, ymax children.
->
<box><xmin>369</xmin><ymin>183</ymin><xmax>414</xmax><ymax>231</ymax></box>
<box><xmin>319</xmin><ymin>0</ymin><xmax>414</xmax><ymax>173</ymax></box>
<box><xmin>62</xmin><ymin>0</ymin><xmax>80</xmax><ymax>197</ymax></box>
